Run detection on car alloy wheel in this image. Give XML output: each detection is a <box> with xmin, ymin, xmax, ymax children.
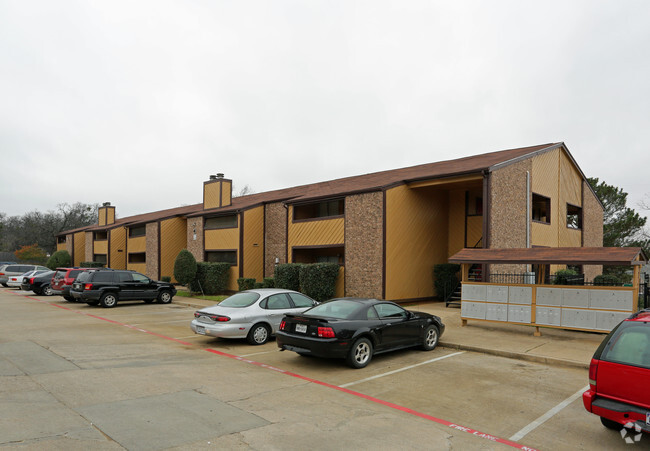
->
<box><xmin>347</xmin><ymin>337</ymin><xmax>373</xmax><ymax>369</ymax></box>
<box><xmin>100</xmin><ymin>293</ymin><xmax>118</xmax><ymax>308</ymax></box>
<box><xmin>247</xmin><ymin>324</ymin><xmax>270</xmax><ymax>345</ymax></box>
<box><xmin>43</xmin><ymin>285</ymin><xmax>54</xmax><ymax>296</ymax></box>
<box><xmin>422</xmin><ymin>325</ymin><xmax>439</xmax><ymax>351</ymax></box>
<box><xmin>158</xmin><ymin>290</ymin><xmax>172</xmax><ymax>304</ymax></box>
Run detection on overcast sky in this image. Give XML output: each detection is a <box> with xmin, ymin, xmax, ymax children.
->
<box><xmin>1</xmin><ymin>0</ymin><xmax>649</xmax><ymax>219</ymax></box>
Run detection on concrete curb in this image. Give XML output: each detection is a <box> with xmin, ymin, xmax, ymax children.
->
<box><xmin>440</xmin><ymin>341</ymin><xmax>590</xmax><ymax>370</ymax></box>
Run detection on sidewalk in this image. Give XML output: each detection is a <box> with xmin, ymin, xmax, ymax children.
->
<box><xmin>174</xmin><ymin>295</ymin><xmax>603</xmax><ymax>370</ymax></box>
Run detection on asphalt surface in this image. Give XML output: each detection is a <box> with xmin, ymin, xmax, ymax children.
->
<box><xmin>0</xmin><ymin>288</ymin><xmax>640</xmax><ymax>450</ymax></box>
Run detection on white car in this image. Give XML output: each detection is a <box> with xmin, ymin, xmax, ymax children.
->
<box><xmin>190</xmin><ymin>288</ymin><xmax>318</xmax><ymax>345</ymax></box>
<box><xmin>7</xmin><ymin>269</ymin><xmax>49</xmax><ymax>288</ymax></box>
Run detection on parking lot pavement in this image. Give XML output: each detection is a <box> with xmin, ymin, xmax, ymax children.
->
<box><xmin>0</xmin><ymin>289</ymin><xmax>640</xmax><ymax>450</ymax></box>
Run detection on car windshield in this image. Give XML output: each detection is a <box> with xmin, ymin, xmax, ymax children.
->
<box><xmin>602</xmin><ymin>322</ymin><xmax>650</xmax><ymax>369</ymax></box>
<box><xmin>219</xmin><ymin>292</ymin><xmax>261</xmax><ymax>308</ymax></box>
<box><xmin>306</xmin><ymin>300</ymin><xmax>363</xmax><ymax>319</ymax></box>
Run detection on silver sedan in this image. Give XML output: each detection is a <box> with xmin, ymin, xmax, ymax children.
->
<box><xmin>190</xmin><ymin>288</ymin><xmax>318</xmax><ymax>345</ymax></box>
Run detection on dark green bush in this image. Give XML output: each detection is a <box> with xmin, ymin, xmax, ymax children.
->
<box><xmin>81</xmin><ymin>261</ymin><xmax>105</xmax><ymax>268</ymax></box>
<box><xmin>274</xmin><ymin>263</ymin><xmax>303</xmax><ymax>291</ymax></box>
<box><xmin>254</xmin><ymin>282</ymin><xmax>264</xmax><ymax>289</ymax></box>
<box><xmin>173</xmin><ymin>249</ymin><xmax>197</xmax><ymax>287</ymax></box>
<box><xmin>299</xmin><ymin>263</ymin><xmax>340</xmax><ymax>302</ymax></box>
<box><xmin>553</xmin><ymin>269</ymin><xmax>578</xmax><ymax>285</ymax></box>
<box><xmin>433</xmin><ymin>263</ymin><xmax>461</xmax><ymax>299</ymax></box>
<box><xmin>161</xmin><ymin>276</ymin><xmax>171</xmax><ymax>283</ymax></box>
<box><xmin>191</xmin><ymin>262</ymin><xmax>230</xmax><ymax>295</ymax></box>
<box><xmin>46</xmin><ymin>250</ymin><xmax>71</xmax><ymax>269</ymax></box>
<box><xmin>237</xmin><ymin>277</ymin><xmax>256</xmax><ymax>291</ymax></box>
<box><xmin>593</xmin><ymin>274</ymin><xmax>621</xmax><ymax>286</ymax></box>
<box><xmin>262</xmin><ymin>277</ymin><xmax>275</xmax><ymax>288</ymax></box>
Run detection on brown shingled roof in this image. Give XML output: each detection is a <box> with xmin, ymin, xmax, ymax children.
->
<box><xmin>190</xmin><ymin>142</ymin><xmax>562</xmax><ymax>216</ymax></box>
<box><xmin>448</xmin><ymin>247</ymin><xmax>646</xmax><ymax>266</ymax></box>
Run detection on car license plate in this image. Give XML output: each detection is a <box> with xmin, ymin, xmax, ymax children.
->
<box><xmin>295</xmin><ymin>324</ymin><xmax>307</xmax><ymax>333</ymax></box>
<box><xmin>196</xmin><ymin>325</ymin><xmax>206</xmax><ymax>335</ymax></box>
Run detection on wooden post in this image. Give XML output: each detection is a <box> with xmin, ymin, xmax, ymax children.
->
<box><xmin>461</xmin><ymin>263</ymin><xmax>469</xmax><ymax>326</ymax></box>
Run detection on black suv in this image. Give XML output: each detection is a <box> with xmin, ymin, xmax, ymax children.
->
<box><xmin>70</xmin><ymin>269</ymin><xmax>176</xmax><ymax>308</ymax></box>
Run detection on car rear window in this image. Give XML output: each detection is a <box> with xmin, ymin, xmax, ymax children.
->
<box><xmin>307</xmin><ymin>300</ymin><xmax>364</xmax><ymax>319</ymax></box>
<box><xmin>69</xmin><ymin>270</ymin><xmax>82</xmax><ymax>278</ymax></box>
<box><xmin>219</xmin><ymin>292</ymin><xmax>260</xmax><ymax>307</ymax></box>
<box><xmin>601</xmin><ymin>322</ymin><xmax>650</xmax><ymax>369</ymax></box>
<box><xmin>76</xmin><ymin>272</ymin><xmax>92</xmax><ymax>282</ymax></box>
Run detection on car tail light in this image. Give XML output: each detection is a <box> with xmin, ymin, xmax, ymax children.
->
<box><xmin>280</xmin><ymin>320</ymin><xmax>286</xmax><ymax>330</ymax></box>
<box><xmin>29</xmin><ymin>278</ymin><xmax>35</xmax><ymax>284</ymax></box>
<box><xmin>588</xmin><ymin>358</ymin><xmax>598</xmax><ymax>389</ymax></box>
<box><xmin>84</xmin><ymin>283</ymin><xmax>93</xmax><ymax>291</ymax></box>
<box><xmin>317</xmin><ymin>327</ymin><xmax>335</xmax><ymax>338</ymax></box>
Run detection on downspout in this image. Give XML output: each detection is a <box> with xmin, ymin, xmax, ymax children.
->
<box><xmin>526</xmin><ymin>171</ymin><xmax>531</xmax><ymax>273</ymax></box>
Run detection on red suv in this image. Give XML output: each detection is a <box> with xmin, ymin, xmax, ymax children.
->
<box><xmin>583</xmin><ymin>309</ymin><xmax>650</xmax><ymax>433</ymax></box>
<box><xmin>51</xmin><ymin>267</ymin><xmax>96</xmax><ymax>302</ymax></box>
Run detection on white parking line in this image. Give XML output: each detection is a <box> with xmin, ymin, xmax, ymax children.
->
<box><xmin>339</xmin><ymin>351</ymin><xmax>465</xmax><ymax>388</ymax></box>
<box><xmin>509</xmin><ymin>385</ymin><xmax>588</xmax><ymax>442</ymax></box>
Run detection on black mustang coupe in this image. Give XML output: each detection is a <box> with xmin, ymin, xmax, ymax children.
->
<box><xmin>277</xmin><ymin>298</ymin><xmax>445</xmax><ymax>368</ymax></box>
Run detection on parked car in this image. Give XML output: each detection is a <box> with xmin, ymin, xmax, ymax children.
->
<box><xmin>7</xmin><ymin>269</ymin><xmax>49</xmax><ymax>288</ymax></box>
<box><xmin>0</xmin><ymin>264</ymin><xmax>49</xmax><ymax>287</ymax></box>
<box><xmin>583</xmin><ymin>308</ymin><xmax>650</xmax><ymax>433</ymax></box>
<box><xmin>190</xmin><ymin>289</ymin><xmax>318</xmax><ymax>345</ymax></box>
<box><xmin>70</xmin><ymin>269</ymin><xmax>176</xmax><ymax>307</ymax></box>
<box><xmin>51</xmin><ymin>267</ymin><xmax>95</xmax><ymax>301</ymax></box>
<box><xmin>277</xmin><ymin>298</ymin><xmax>445</xmax><ymax>368</ymax></box>
<box><xmin>21</xmin><ymin>270</ymin><xmax>56</xmax><ymax>295</ymax></box>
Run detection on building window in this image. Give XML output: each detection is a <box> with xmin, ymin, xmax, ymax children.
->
<box><xmin>205</xmin><ymin>215</ymin><xmax>238</xmax><ymax>230</ymax></box>
<box><xmin>205</xmin><ymin>250</ymin><xmax>238</xmax><ymax>266</ymax></box>
<box><xmin>567</xmin><ymin>204</ymin><xmax>583</xmax><ymax>229</ymax></box>
<box><xmin>57</xmin><ymin>236</ymin><xmax>66</xmax><ymax>244</ymax></box>
<box><xmin>94</xmin><ymin>254</ymin><xmax>107</xmax><ymax>264</ymax></box>
<box><xmin>94</xmin><ymin>230</ymin><xmax>108</xmax><ymax>241</ymax></box>
<box><xmin>129</xmin><ymin>225</ymin><xmax>146</xmax><ymax>238</ymax></box>
<box><xmin>294</xmin><ymin>199</ymin><xmax>344</xmax><ymax>221</ymax></box>
<box><xmin>128</xmin><ymin>252</ymin><xmax>146</xmax><ymax>264</ymax></box>
<box><xmin>293</xmin><ymin>246</ymin><xmax>344</xmax><ymax>265</ymax></box>
<box><xmin>532</xmin><ymin>194</ymin><xmax>551</xmax><ymax>224</ymax></box>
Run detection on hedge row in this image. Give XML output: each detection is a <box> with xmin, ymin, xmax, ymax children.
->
<box><xmin>190</xmin><ymin>262</ymin><xmax>231</xmax><ymax>295</ymax></box>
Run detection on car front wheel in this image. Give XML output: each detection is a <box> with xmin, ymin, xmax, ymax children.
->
<box><xmin>157</xmin><ymin>290</ymin><xmax>172</xmax><ymax>304</ymax></box>
<box><xmin>422</xmin><ymin>324</ymin><xmax>439</xmax><ymax>351</ymax></box>
<box><xmin>100</xmin><ymin>292</ymin><xmax>118</xmax><ymax>308</ymax></box>
<box><xmin>247</xmin><ymin>324</ymin><xmax>270</xmax><ymax>345</ymax></box>
<box><xmin>346</xmin><ymin>337</ymin><xmax>373</xmax><ymax>369</ymax></box>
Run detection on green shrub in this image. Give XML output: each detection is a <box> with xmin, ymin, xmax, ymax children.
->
<box><xmin>81</xmin><ymin>261</ymin><xmax>105</xmax><ymax>268</ymax></box>
<box><xmin>593</xmin><ymin>274</ymin><xmax>621</xmax><ymax>286</ymax></box>
<box><xmin>262</xmin><ymin>277</ymin><xmax>275</xmax><ymax>288</ymax></box>
<box><xmin>299</xmin><ymin>263</ymin><xmax>340</xmax><ymax>302</ymax></box>
<box><xmin>173</xmin><ymin>249</ymin><xmax>197</xmax><ymax>287</ymax></box>
<box><xmin>274</xmin><ymin>263</ymin><xmax>303</xmax><ymax>291</ymax></box>
<box><xmin>237</xmin><ymin>277</ymin><xmax>256</xmax><ymax>291</ymax></box>
<box><xmin>191</xmin><ymin>262</ymin><xmax>230</xmax><ymax>295</ymax></box>
<box><xmin>254</xmin><ymin>282</ymin><xmax>264</xmax><ymax>289</ymax></box>
<box><xmin>433</xmin><ymin>263</ymin><xmax>461</xmax><ymax>299</ymax></box>
<box><xmin>161</xmin><ymin>276</ymin><xmax>171</xmax><ymax>283</ymax></box>
<box><xmin>553</xmin><ymin>269</ymin><xmax>579</xmax><ymax>285</ymax></box>
<box><xmin>46</xmin><ymin>250</ymin><xmax>72</xmax><ymax>269</ymax></box>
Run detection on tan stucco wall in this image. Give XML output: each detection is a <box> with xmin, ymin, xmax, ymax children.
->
<box><xmin>187</xmin><ymin>217</ymin><xmax>204</xmax><ymax>262</ymax></box>
<box><xmin>146</xmin><ymin>222</ymin><xmax>159</xmax><ymax>279</ymax></box>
